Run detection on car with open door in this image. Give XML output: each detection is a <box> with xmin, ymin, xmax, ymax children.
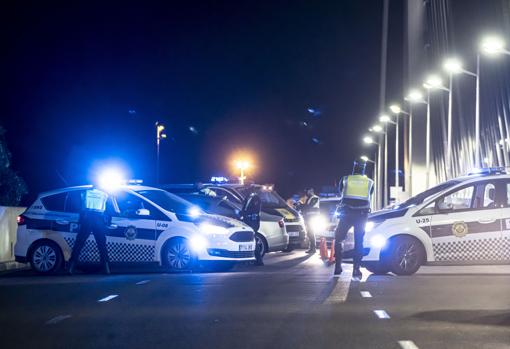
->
<box><xmin>178</xmin><ymin>193</ymin><xmax>289</xmax><ymax>258</ymax></box>
<box><xmin>358</xmin><ymin>168</ymin><xmax>510</xmax><ymax>275</ymax></box>
<box><xmin>163</xmin><ymin>183</ymin><xmax>307</xmax><ymax>251</ymax></box>
<box><xmin>14</xmin><ymin>185</ymin><xmax>256</xmax><ymax>274</ymax></box>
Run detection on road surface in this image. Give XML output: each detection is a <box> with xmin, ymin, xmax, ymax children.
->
<box><xmin>0</xmin><ymin>251</ymin><xmax>509</xmax><ymax>348</ymax></box>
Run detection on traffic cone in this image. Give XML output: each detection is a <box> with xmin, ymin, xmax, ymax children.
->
<box><xmin>319</xmin><ymin>238</ymin><xmax>328</xmax><ymax>260</ymax></box>
<box><xmin>328</xmin><ymin>239</ymin><xmax>336</xmax><ymax>263</ymax></box>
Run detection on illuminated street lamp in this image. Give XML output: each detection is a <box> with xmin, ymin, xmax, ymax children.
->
<box><xmin>156</xmin><ymin>121</ymin><xmax>167</xmax><ymax>184</ymax></box>
<box><xmin>404</xmin><ymin>88</ymin><xmax>427</xmax><ymax>197</ymax></box>
<box><xmin>475</xmin><ymin>35</ymin><xmax>510</xmax><ymax>168</ymax></box>
<box><xmin>423</xmin><ymin>74</ymin><xmax>449</xmax><ymax>188</ymax></box>
<box><xmin>443</xmin><ymin>57</ymin><xmax>477</xmax><ymax>178</ymax></box>
<box><xmin>236</xmin><ymin>160</ymin><xmax>250</xmax><ymax>185</ymax></box>
<box><xmin>363</xmin><ymin>135</ymin><xmax>381</xmax><ymax>209</ymax></box>
<box><xmin>380</xmin><ymin>112</ymin><xmax>400</xmax><ymax>202</ymax></box>
<box><xmin>480</xmin><ymin>35</ymin><xmax>509</xmax><ymax>55</ymax></box>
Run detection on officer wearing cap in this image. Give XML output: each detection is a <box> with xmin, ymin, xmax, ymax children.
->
<box><xmin>334</xmin><ymin>161</ymin><xmax>374</xmax><ymax>277</ymax></box>
<box><xmin>68</xmin><ymin>187</ymin><xmax>114</xmax><ymax>274</ymax></box>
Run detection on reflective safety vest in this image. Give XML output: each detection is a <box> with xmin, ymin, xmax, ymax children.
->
<box><xmin>306</xmin><ymin>195</ymin><xmax>320</xmax><ymax>209</ymax></box>
<box><xmin>341</xmin><ymin>175</ymin><xmax>374</xmax><ymax>205</ymax></box>
<box><xmin>84</xmin><ymin>189</ymin><xmax>108</xmax><ymax>212</ymax></box>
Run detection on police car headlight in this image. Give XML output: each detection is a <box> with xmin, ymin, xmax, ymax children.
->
<box><xmin>369</xmin><ymin>234</ymin><xmax>387</xmax><ymax>248</ymax></box>
<box><xmin>309</xmin><ymin>215</ymin><xmax>328</xmax><ymax>233</ymax></box>
<box><xmin>199</xmin><ymin>223</ymin><xmax>229</xmax><ymax>235</ymax></box>
<box><xmin>189</xmin><ymin>235</ymin><xmax>208</xmax><ymax>252</ymax></box>
<box><xmin>188</xmin><ymin>206</ymin><xmax>202</xmax><ymax>218</ymax></box>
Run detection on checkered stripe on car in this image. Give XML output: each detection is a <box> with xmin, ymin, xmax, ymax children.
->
<box><xmin>64</xmin><ymin>237</ymin><xmax>155</xmax><ymax>262</ymax></box>
<box><xmin>433</xmin><ymin>237</ymin><xmax>510</xmax><ymax>262</ymax></box>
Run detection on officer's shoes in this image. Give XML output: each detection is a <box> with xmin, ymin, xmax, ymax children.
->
<box><xmin>306</xmin><ymin>249</ymin><xmax>316</xmax><ymax>254</ymax></box>
<box><xmin>352</xmin><ymin>268</ymin><xmax>362</xmax><ymax>279</ymax></box>
<box><xmin>255</xmin><ymin>260</ymin><xmax>264</xmax><ymax>266</ymax></box>
<box><xmin>333</xmin><ymin>266</ymin><xmax>343</xmax><ymax>276</ymax></box>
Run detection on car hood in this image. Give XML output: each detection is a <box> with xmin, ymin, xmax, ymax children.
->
<box><xmin>369</xmin><ymin>208</ymin><xmax>408</xmax><ymax>223</ymax></box>
<box><xmin>262</xmin><ymin>206</ymin><xmax>300</xmax><ymax>221</ymax></box>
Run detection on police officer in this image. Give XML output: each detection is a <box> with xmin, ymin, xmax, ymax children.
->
<box><xmin>241</xmin><ymin>193</ymin><xmax>264</xmax><ymax>266</ymax></box>
<box><xmin>303</xmin><ymin>188</ymin><xmax>320</xmax><ymax>254</ymax></box>
<box><xmin>334</xmin><ymin>161</ymin><xmax>374</xmax><ymax>277</ymax></box>
<box><xmin>68</xmin><ymin>187</ymin><xmax>112</xmax><ymax>274</ymax></box>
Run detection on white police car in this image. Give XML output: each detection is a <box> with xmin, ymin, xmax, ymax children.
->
<box><xmin>14</xmin><ymin>185</ymin><xmax>256</xmax><ymax>274</ymax></box>
<box><xmin>360</xmin><ymin>168</ymin><xmax>510</xmax><ymax>275</ymax></box>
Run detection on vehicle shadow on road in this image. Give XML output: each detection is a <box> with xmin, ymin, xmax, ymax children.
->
<box><xmin>411</xmin><ymin>309</ymin><xmax>510</xmax><ymax>327</ymax></box>
<box><xmin>262</xmin><ymin>253</ymin><xmax>315</xmax><ymax>270</ymax></box>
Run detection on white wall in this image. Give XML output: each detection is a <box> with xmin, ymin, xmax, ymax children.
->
<box><xmin>0</xmin><ymin>207</ymin><xmax>26</xmax><ymax>263</ymax></box>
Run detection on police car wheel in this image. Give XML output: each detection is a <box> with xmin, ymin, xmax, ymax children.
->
<box><xmin>29</xmin><ymin>241</ymin><xmax>63</xmax><ymax>274</ymax></box>
<box><xmin>163</xmin><ymin>238</ymin><xmax>195</xmax><ymax>272</ymax></box>
<box><xmin>386</xmin><ymin>236</ymin><xmax>425</xmax><ymax>276</ymax></box>
<box><xmin>255</xmin><ymin>234</ymin><xmax>267</xmax><ymax>258</ymax></box>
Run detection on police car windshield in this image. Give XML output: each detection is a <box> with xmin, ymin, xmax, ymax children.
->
<box><xmin>136</xmin><ymin>189</ymin><xmax>194</xmax><ymax>214</ymax></box>
<box><xmin>394</xmin><ymin>180</ymin><xmax>461</xmax><ymax>210</ymax></box>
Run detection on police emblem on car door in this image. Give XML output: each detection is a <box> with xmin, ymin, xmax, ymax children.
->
<box><xmin>107</xmin><ymin>191</ymin><xmax>157</xmax><ymax>262</ymax></box>
<box><xmin>429</xmin><ymin>181</ymin><xmax>505</xmax><ymax>263</ymax></box>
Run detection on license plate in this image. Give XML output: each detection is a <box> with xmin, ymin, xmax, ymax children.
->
<box><xmin>239</xmin><ymin>244</ymin><xmax>253</xmax><ymax>251</ymax></box>
<box><xmin>288</xmin><ymin>231</ymin><xmax>299</xmax><ymax>237</ymax></box>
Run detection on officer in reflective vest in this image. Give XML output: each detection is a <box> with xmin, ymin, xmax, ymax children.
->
<box><xmin>334</xmin><ymin>161</ymin><xmax>374</xmax><ymax>277</ymax></box>
<box><xmin>68</xmin><ymin>187</ymin><xmax>112</xmax><ymax>275</ymax></box>
<box><xmin>303</xmin><ymin>188</ymin><xmax>320</xmax><ymax>254</ymax></box>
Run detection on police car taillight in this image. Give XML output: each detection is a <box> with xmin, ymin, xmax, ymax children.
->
<box><xmin>278</xmin><ymin>219</ymin><xmax>284</xmax><ymax>228</ymax></box>
<box><xmin>17</xmin><ymin>215</ymin><xmax>26</xmax><ymax>225</ymax></box>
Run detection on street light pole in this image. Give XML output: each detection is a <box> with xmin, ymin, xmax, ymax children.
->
<box><xmin>425</xmin><ymin>90</ymin><xmax>431</xmax><ymax>189</ymax></box>
<box><xmin>155</xmin><ymin>122</ymin><xmax>166</xmax><ymax>184</ymax></box>
<box><xmin>363</xmin><ymin>136</ymin><xmax>381</xmax><ymax>209</ymax></box>
<box><xmin>475</xmin><ymin>53</ymin><xmax>481</xmax><ymax>168</ymax></box>
<box><xmin>383</xmin><ymin>124</ymin><xmax>388</xmax><ymax>207</ymax></box>
<box><xmin>443</xmin><ymin>57</ymin><xmax>478</xmax><ymax>175</ymax></box>
<box><xmin>447</xmin><ymin>72</ymin><xmax>453</xmax><ymax>178</ymax></box>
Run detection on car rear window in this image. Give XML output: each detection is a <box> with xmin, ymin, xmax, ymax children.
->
<box><xmin>41</xmin><ymin>193</ymin><xmax>67</xmax><ymax>212</ymax></box>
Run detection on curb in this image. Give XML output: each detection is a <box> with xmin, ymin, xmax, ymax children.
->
<box><xmin>0</xmin><ymin>261</ymin><xmax>29</xmax><ymax>273</ymax></box>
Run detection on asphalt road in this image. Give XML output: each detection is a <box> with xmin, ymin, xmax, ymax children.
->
<box><xmin>1</xmin><ymin>252</ymin><xmax>509</xmax><ymax>349</ymax></box>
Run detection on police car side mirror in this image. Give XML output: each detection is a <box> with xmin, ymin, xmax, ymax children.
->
<box><xmin>136</xmin><ymin>208</ymin><xmax>151</xmax><ymax>216</ymax></box>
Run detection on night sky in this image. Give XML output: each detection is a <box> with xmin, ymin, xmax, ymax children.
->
<box><xmin>2</xmin><ymin>1</ymin><xmax>405</xmax><ymax>202</ymax></box>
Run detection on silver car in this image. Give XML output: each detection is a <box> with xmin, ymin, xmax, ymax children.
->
<box><xmin>178</xmin><ymin>193</ymin><xmax>289</xmax><ymax>258</ymax></box>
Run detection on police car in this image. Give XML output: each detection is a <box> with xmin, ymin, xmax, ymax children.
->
<box><xmin>361</xmin><ymin>168</ymin><xmax>510</xmax><ymax>275</ymax></box>
<box><xmin>14</xmin><ymin>185</ymin><xmax>256</xmax><ymax>274</ymax></box>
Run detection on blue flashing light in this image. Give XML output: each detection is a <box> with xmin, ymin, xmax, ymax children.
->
<box><xmin>467</xmin><ymin>167</ymin><xmax>506</xmax><ymax>176</ymax></box>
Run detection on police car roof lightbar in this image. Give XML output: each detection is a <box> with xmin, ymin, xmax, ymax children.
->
<box><xmin>467</xmin><ymin>167</ymin><xmax>507</xmax><ymax>176</ymax></box>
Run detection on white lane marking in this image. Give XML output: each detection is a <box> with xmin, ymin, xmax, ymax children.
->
<box><xmin>325</xmin><ymin>265</ymin><xmax>353</xmax><ymax>304</ymax></box>
<box><xmin>98</xmin><ymin>294</ymin><xmax>118</xmax><ymax>302</ymax></box>
<box><xmin>46</xmin><ymin>314</ymin><xmax>72</xmax><ymax>325</ymax></box>
<box><xmin>136</xmin><ymin>280</ymin><xmax>150</xmax><ymax>285</ymax></box>
<box><xmin>360</xmin><ymin>291</ymin><xmax>372</xmax><ymax>298</ymax></box>
<box><xmin>398</xmin><ymin>340</ymin><xmax>419</xmax><ymax>349</ymax></box>
<box><xmin>374</xmin><ymin>309</ymin><xmax>391</xmax><ymax>319</ymax></box>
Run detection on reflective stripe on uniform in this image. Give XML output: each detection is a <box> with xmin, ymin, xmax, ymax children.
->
<box><xmin>85</xmin><ymin>189</ymin><xmax>108</xmax><ymax>212</ymax></box>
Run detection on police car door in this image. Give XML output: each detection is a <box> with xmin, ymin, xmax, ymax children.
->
<box><xmin>498</xmin><ymin>179</ymin><xmax>510</xmax><ymax>261</ymax></box>
<box><xmin>429</xmin><ymin>180</ymin><xmax>503</xmax><ymax>263</ymax></box>
<box><xmin>108</xmin><ymin>191</ymin><xmax>158</xmax><ymax>263</ymax></box>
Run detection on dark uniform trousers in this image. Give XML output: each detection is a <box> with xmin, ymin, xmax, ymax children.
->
<box><xmin>69</xmin><ymin>211</ymin><xmax>110</xmax><ymax>267</ymax></box>
<box><xmin>334</xmin><ymin>207</ymin><xmax>369</xmax><ymax>268</ymax></box>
